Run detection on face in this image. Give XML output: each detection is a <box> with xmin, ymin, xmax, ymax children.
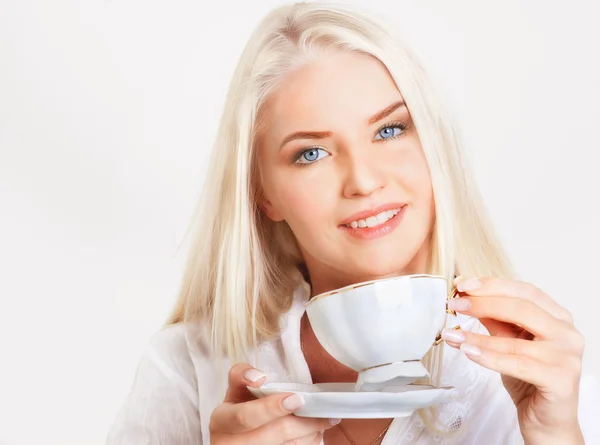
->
<box><xmin>257</xmin><ymin>50</ymin><xmax>435</xmax><ymax>295</ymax></box>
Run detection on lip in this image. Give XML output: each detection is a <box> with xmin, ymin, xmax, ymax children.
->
<box><xmin>339</xmin><ymin>203</ymin><xmax>406</xmax><ymax>226</ymax></box>
<box><xmin>338</xmin><ymin>204</ymin><xmax>407</xmax><ymax>240</ymax></box>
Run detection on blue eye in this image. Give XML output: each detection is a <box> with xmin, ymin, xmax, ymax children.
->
<box><xmin>374</xmin><ymin>124</ymin><xmax>406</xmax><ymax>141</ymax></box>
<box><xmin>295</xmin><ymin>147</ymin><xmax>329</xmax><ymax>165</ymax></box>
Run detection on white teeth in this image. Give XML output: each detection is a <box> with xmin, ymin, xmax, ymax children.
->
<box><xmin>345</xmin><ymin>208</ymin><xmax>402</xmax><ymax>229</ymax></box>
<box><xmin>376</xmin><ymin>211</ymin><xmax>388</xmax><ymax>224</ymax></box>
<box><xmin>365</xmin><ymin>216</ymin><xmax>378</xmax><ymax>227</ymax></box>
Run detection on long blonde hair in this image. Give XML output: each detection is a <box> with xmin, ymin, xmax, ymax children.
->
<box><xmin>167</xmin><ymin>0</ymin><xmax>516</xmax><ymax>431</ymax></box>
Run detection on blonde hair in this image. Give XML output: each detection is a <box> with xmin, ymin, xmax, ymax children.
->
<box><xmin>167</xmin><ymin>0</ymin><xmax>516</xmax><ymax>433</ymax></box>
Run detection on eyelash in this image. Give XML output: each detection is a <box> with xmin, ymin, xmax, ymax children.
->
<box><xmin>374</xmin><ymin>121</ymin><xmax>408</xmax><ymax>141</ymax></box>
<box><xmin>293</xmin><ymin>121</ymin><xmax>409</xmax><ymax>167</ymax></box>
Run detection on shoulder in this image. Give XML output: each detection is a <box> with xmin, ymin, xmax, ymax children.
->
<box><xmin>106</xmin><ymin>324</ymin><xmax>206</xmax><ymax>444</ymax></box>
<box><xmin>136</xmin><ymin>323</ymin><xmax>211</xmax><ymax>400</ymax></box>
<box><xmin>146</xmin><ymin>323</ymin><xmax>196</xmax><ymax>361</ymax></box>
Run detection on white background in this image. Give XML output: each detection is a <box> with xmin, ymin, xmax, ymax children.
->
<box><xmin>1</xmin><ymin>1</ymin><xmax>599</xmax><ymax>444</ymax></box>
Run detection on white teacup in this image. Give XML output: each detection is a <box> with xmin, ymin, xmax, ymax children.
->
<box><xmin>305</xmin><ymin>274</ymin><xmax>449</xmax><ymax>391</ymax></box>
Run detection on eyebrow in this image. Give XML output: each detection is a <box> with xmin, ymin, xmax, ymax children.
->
<box><xmin>367</xmin><ymin>100</ymin><xmax>406</xmax><ymax>125</ymax></box>
<box><xmin>279</xmin><ymin>131</ymin><xmax>333</xmax><ymax>150</ymax></box>
<box><xmin>278</xmin><ymin>99</ymin><xmax>406</xmax><ymax>150</ymax></box>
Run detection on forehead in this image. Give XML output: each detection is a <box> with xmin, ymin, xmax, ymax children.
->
<box><xmin>262</xmin><ymin>51</ymin><xmax>403</xmax><ymax>137</ymax></box>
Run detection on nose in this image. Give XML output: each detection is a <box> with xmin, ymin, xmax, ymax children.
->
<box><xmin>341</xmin><ymin>149</ymin><xmax>386</xmax><ymax>199</ymax></box>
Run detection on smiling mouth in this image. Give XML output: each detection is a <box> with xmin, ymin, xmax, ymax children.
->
<box><xmin>342</xmin><ymin>208</ymin><xmax>402</xmax><ymax>229</ymax></box>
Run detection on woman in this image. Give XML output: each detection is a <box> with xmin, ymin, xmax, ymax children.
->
<box><xmin>107</xmin><ymin>2</ymin><xmax>599</xmax><ymax>444</ymax></box>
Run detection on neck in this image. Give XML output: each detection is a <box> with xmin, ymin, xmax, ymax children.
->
<box><xmin>300</xmin><ymin>313</ymin><xmax>393</xmax><ymax>444</ymax></box>
<box><xmin>298</xmin><ymin>237</ymin><xmax>432</xmax><ymax>299</ymax></box>
<box><xmin>303</xmin><ymin>253</ymin><xmax>430</xmax><ymax>300</ymax></box>
<box><xmin>300</xmin><ymin>311</ymin><xmax>357</xmax><ymax>383</ymax></box>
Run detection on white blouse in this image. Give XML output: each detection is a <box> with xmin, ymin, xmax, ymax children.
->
<box><xmin>107</xmin><ymin>279</ymin><xmax>600</xmax><ymax>444</ymax></box>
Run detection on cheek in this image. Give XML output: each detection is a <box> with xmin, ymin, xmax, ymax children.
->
<box><xmin>268</xmin><ymin>170</ymin><xmax>337</xmax><ymax>228</ymax></box>
<box><xmin>395</xmin><ymin>150</ymin><xmax>434</xmax><ymax>208</ymax></box>
<box><xmin>415</xmin><ymin>169</ymin><xmax>434</xmax><ymax>209</ymax></box>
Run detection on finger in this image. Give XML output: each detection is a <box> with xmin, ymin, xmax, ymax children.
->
<box><xmin>454</xmin><ymin>277</ymin><xmax>572</xmax><ymax>323</ymax></box>
<box><xmin>312</xmin><ymin>431</ymin><xmax>325</xmax><ymax>445</ymax></box>
<box><xmin>284</xmin><ymin>430</ymin><xmax>325</xmax><ymax>445</ymax></box>
<box><xmin>445</xmin><ymin>340</ymin><xmax>462</xmax><ymax>349</ymax></box>
<box><xmin>441</xmin><ymin>329</ymin><xmax>558</xmax><ymax>365</ymax></box>
<box><xmin>211</xmin><ymin>392</ymin><xmax>309</xmax><ymax>434</ymax></box>
<box><xmin>458</xmin><ymin>344</ymin><xmax>553</xmax><ymax>389</ymax></box>
<box><xmin>448</xmin><ymin>295</ymin><xmax>569</xmax><ymax>341</ymax></box>
<box><xmin>248</xmin><ymin>415</ymin><xmax>339</xmax><ymax>445</ymax></box>
<box><xmin>224</xmin><ymin>363</ymin><xmax>267</xmax><ymax>404</ymax></box>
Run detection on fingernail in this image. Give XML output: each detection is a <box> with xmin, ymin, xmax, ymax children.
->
<box><xmin>460</xmin><ymin>343</ymin><xmax>482</xmax><ymax>357</ymax></box>
<box><xmin>457</xmin><ymin>278</ymin><xmax>482</xmax><ymax>292</ymax></box>
<box><xmin>442</xmin><ymin>328</ymin><xmax>466</xmax><ymax>343</ymax></box>
<box><xmin>282</xmin><ymin>394</ymin><xmax>305</xmax><ymax>411</ymax></box>
<box><xmin>244</xmin><ymin>369</ymin><xmax>266</xmax><ymax>382</ymax></box>
<box><xmin>330</xmin><ymin>418</ymin><xmax>342</xmax><ymax>425</ymax></box>
<box><xmin>447</xmin><ymin>297</ymin><xmax>471</xmax><ymax>312</ymax></box>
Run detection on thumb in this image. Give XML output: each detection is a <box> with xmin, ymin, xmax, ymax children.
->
<box><xmin>224</xmin><ymin>363</ymin><xmax>267</xmax><ymax>404</ymax></box>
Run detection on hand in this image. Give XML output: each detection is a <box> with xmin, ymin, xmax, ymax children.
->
<box><xmin>209</xmin><ymin>363</ymin><xmax>340</xmax><ymax>444</ymax></box>
<box><xmin>443</xmin><ymin>277</ymin><xmax>585</xmax><ymax>444</ymax></box>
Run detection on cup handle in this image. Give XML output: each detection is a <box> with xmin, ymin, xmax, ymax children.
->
<box><xmin>433</xmin><ymin>286</ymin><xmax>461</xmax><ymax>346</ymax></box>
<box><xmin>446</xmin><ymin>286</ymin><xmax>459</xmax><ymax>316</ymax></box>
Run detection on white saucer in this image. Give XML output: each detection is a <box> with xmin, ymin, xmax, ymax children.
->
<box><xmin>247</xmin><ymin>382</ymin><xmax>455</xmax><ymax>419</ymax></box>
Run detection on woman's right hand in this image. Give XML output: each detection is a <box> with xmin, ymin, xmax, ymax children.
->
<box><xmin>209</xmin><ymin>363</ymin><xmax>340</xmax><ymax>444</ymax></box>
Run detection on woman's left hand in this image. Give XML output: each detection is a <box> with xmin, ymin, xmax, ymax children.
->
<box><xmin>443</xmin><ymin>277</ymin><xmax>585</xmax><ymax>445</ymax></box>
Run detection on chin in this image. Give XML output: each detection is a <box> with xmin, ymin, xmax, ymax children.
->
<box><xmin>346</xmin><ymin>254</ymin><xmax>422</xmax><ymax>282</ymax></box>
